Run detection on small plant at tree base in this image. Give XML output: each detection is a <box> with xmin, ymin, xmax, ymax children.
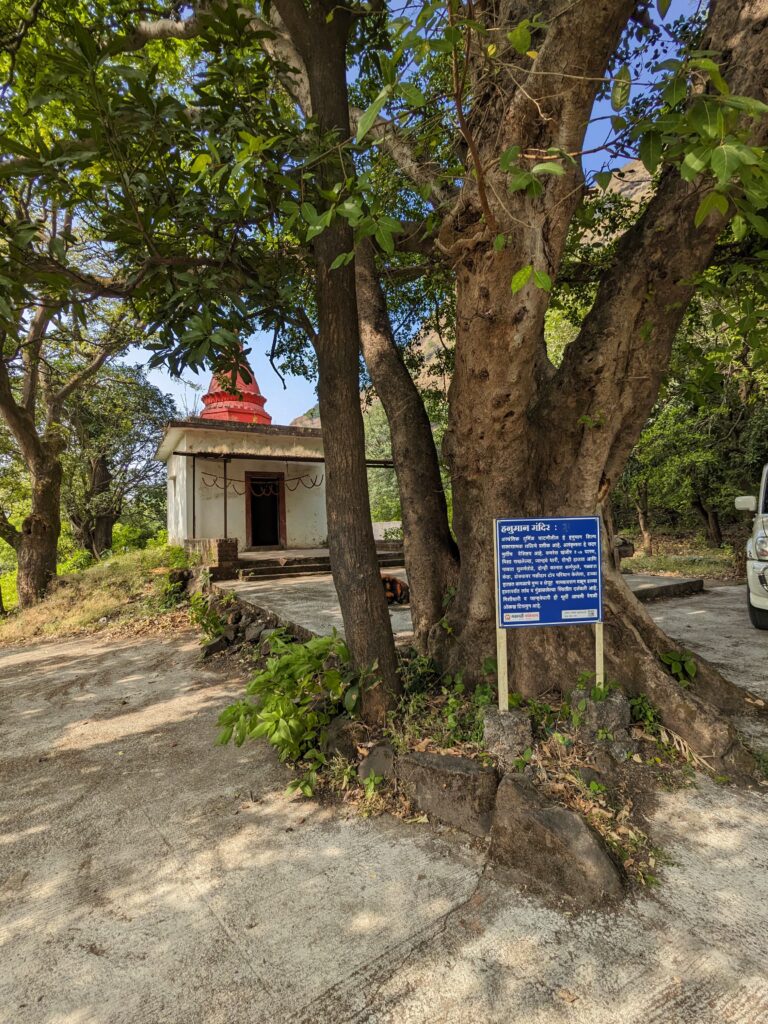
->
<box><xmin>575</xmin><ymin>670</ymin><xmax>617</xmax><ymax>702</ymax></box>
<box><xmin>513</xmin><ymin>746</ymin><xmax>533</xmax><ymax>773</ymax></box>
<box><xmin>188</xmin><ymin>591</ymin><xmax>226</xmax><ymax>641</ymax></box>
<box><xmin>659</xmin><ymin>649</ymin><xmax>697</xmax><ymax>688</ymax></box>
<box><xmin>362</xmin><ymin>772</ymin><xmax>384</xmax><ymax>799</ymax></box>
<box><xmin>217</xmin><ymin>630</ymin><xmax>357</xmax><ymax>796</ymax></box>
<box><xmin>630</xmin><ymin>694</ymin><xmax>662</xmax><ymax>734</ymax></box>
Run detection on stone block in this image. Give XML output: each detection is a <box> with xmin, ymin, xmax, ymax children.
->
<box><xmin>358</xmin><ymin>742</ymin><xmax>395</xmax><ymax>781</ymax></box>
<box><xmin>395</xmin><ymin>752</ymin><xmax>499</xmax><ymax>836</ymax></box>
<box><xmin>490</xmin><ymin>775</ymin><xmax>622</xmax><ymax>905</ymax></box>
<box><xmin>570</xmin><ymin>687</ymin><xmax>631</xmax><ymax>742</ymax></box>
<box><xmin>201</xmin><ymin>635</ymin><xmax>230</xmax><ymax>659</ymax></box>
<box><xmin>483</xmin><ymin>707</ymin><xmax>533</xmax><ymax>769</ymax></box>
<box><xmin>244</xmin><ymin>622</ymin><xmax>265</xmax><ymax>644</ymax></box>
<box><xmin>323</xmin><ymin>716</ymin><xmax>368</xmax><ymax>761</ymax></box>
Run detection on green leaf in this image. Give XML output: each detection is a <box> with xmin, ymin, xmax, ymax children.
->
<box><xmin>732</xmin><ymin>214</ymin><xmax>747</xmax><ymax>241</ymax></box>
<box><xmin>510</xmin><ymin>264</ymin><xmax>533</xmax><ymax>293</ymax></box>
<box><xmin>356</xmin><ymin>87</ymin><xmax>391</xmax><ymax>143</ymax></box>
<box><xmin>330</xmin><ymin>251</ymin><xmax>352</xmax><ymax>269</ymax></box>
<box><xmin>499</xmin><ymin>145</ymin><xmax>521</xmax><ymax>172</ymax></box>
<box><xmin>594</xmin><ymin>170</ymin><xmax>613</xmax><ymax>190</ymax></box>
<box><xmin>694</xmin><ymin>190</ymin><xmax>728</xmax><ymax>227</ymax></box>
<box><xmin>190</xmin><ymin>153</ymin><xmax>211</xmax><ymax>174</ymax></box>
<box><xmin>662</xmin><ymin>77</ymin><xmax>688</xmax><ymax>108</ymax></box>
<box><xmin>530</xmin><ymin>161</ymin><xmax>565</xmax><ymax>176</ymax></box>
<box><xmin>639</xmin><ymin>132</ymin><xmax>663</xmax><ymax>174</ymax></box>
<box><xmin>399</xmin><ymin>83</ymin><xmax>426</xmax><ymax>107</ymax></box>
<box><xmin>533</xmin><ymin>268</ymin><xmax>552</xmax><ymax>291</ymax></box>
<box><xmin>72</xmin><ymin>22</ymin><xmax>99</xmax><ymax>65</ymax></box>
<box><xmin>508</xmin><ymin>23</ymin><xmax>532</xmax><ymax>55</ymax></box>
<box><xmin>493</xmin><ymin>233</ymin><xmax>506</xmax><ymax>252</ymax></box>
<box><xmin>657</xmin><ymin>0</ymin><xmax>671</xmax><ymax>17</ymax></box>
<box><xmin>611</xmin><ymin>65</ymin><xmax>631</xmax><ymax>112</ymax></box>
<box><xmin>680</xmin><ymin>146</ymin><xmax>710</xmax><ymax>181</ymax></box>
<box><xmin>689</xmin><ymin>57</ymin><xmax>730</xmax><ymax>96</ymax></box>
<box><xmin>710</xmin><ymin>143</ymin><xmax>742</xmax><ymax>185</ymax></box>
<box><xmin>300</xmin><ymin>202</ymin><xmax>319</xmax><ymax>225</ymax></box>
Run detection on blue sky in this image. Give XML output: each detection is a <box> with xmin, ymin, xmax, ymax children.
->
<box><xmin>140</xmin><ymin>0</ymin><xmax>697</xmax><ymax>422</ymax></box>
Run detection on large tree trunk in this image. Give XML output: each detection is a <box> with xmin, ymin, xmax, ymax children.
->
<box><xmin>356</xmin><ymin>240</ymin><xmax>459</xmax><ymax>650</ymax></box>
<box><xmin>16</xmin><ymin>456</ymin><xmax>62</xmax><ymax>606</ymax></box>
<box><xmin>85</xmin><ymin>456</ymin><xmax>116</xmax><ymax>557</ymax></box>
<box><xmin>276</xmin><ymin>0</ymin><xmax>400</xmax><ymax>723</ymax></box>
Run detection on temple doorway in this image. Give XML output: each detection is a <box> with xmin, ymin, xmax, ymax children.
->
<box><xmin>246</xmin><ymin>473</ymin><xmax>286</xmax><ymax>548</ymax></box>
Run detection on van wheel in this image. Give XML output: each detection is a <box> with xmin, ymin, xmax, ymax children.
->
<box><xmin>748</xmin><ymin>588</ymin><xmax>768</xmax><ymax>629</ymax></box>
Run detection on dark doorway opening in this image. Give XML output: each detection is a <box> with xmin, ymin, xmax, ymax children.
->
<box><xmin>246</xmin><ymin>474</ymin><xmax>285</xmax><ymax>548</ymax></box>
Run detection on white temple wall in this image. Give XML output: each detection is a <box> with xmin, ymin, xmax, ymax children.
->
<box><xmin>165</xmin><ymin>452</ymin><xmax>190</xmax><ymax>545</ymax></box>
<box><xmin>190</xmin><ymin>456</ymin><xmax>327</xmax><ymax>549</ymax></box>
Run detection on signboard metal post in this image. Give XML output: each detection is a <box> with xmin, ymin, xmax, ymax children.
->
<box><xmin>493</xmin><ymin>529</ymin><xmax>509</xmax><ymax>712</ymax></box>
<box><xmin>494</xmin><ymin>516</ymin><xmax>604</xmax><ymax>712</ymax></box>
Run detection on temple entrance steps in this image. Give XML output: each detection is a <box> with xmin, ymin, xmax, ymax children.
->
<box><xmin>236</xmin><ymin>546</ymin><xmax>405</xmax><ymax>581</ymax></box>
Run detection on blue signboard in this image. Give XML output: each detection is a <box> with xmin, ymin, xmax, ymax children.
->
<box><xmin>495</xmin><ymin>517</ymin><xmax>602</xmax><ymax>628</ymax></box>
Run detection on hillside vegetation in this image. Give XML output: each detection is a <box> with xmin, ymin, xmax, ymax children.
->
<box><xmin>0</xmin><ymin>546</ymin><xmax>190</xmax><ymax>647</ymax></box>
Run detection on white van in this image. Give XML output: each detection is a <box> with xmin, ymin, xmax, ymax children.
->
<box><xmin>735</xmin><ymin>464</ymin><xmax>768</xmax><ymax>629</ymax></box>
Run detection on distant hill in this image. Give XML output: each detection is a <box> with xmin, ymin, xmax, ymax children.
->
<box><xmin>291</xmin><ymin>403</ymin><xmax>321</xmax><ymax>429</ymax></box>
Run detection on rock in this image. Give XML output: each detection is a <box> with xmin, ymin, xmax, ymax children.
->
<box><xmin>201</xmin><ymin>634</ymin><xmax>230</xmax><ymax>659</ymax></box>
<box><xmin>167</xmin><ymin>568</ymin><xmax>191</xmax><ymax>588</ymax></box>
<box><xmin>244</xmin><ymin>622</ymin><xmax>265</xmax><ymax>644</ymax></box>
<box><xmin>489</xmin><ymin>775</ymin><xmax>623</xmax><ymax>905</ymax></box>
<box><xmin>358</xmin><ymin>742</ymin><xmax>395</xmax><ymax>781</ymax></box>
<box><xmin>222</xmin><ymin>626</ymin><xmax>236</xmax><ymax>643</ymax></box>
<box><xmin>608</xmin><ymin>733</ymin><xmax>636</xmax><ymax>763</ymax></box>
<box><xmin>570</xmin><ymin>687</ymin><xmax>631</xmax><ymax>742</ymax></box>
<box><xmin>259</xmin><ymin>628</ymin><xmax>280</xmax><ymax>655</ymax></box>
<box><xmin>323</xmin><ymin>716</ymin><xmax>367</xmax><ymax>761</ymax></box>
<box><xmin>395</xmin><ymin>752</ymin><xmax>499</xmax><ymax>836</ymax></box>
<box><xmin>483</xmin><ymin>707</ymin><xmax>533</xmax><ymax>769</ymax></box>
<box><xmin>615</xmin><ymin>537</ymin><xmax>635</xmax><ymax>560</ymax></box>
<box><xmin>226</xmin><ymin>607</ymin><xmax>242</xmax><ymax>626</ymax></box>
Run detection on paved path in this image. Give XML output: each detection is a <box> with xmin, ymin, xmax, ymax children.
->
<box><xmin>217</xmin><ymin>571</ymin><xmax>703</xmax><ymax>639</ymax></box>
<box><xmin>2</xmin><ymin>591</ymin><xmax>768</xmax><ymax>1024</ymax></box>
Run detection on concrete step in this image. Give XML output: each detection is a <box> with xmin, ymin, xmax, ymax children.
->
<box><xmin>238</xmin><ymin>552</ymin><xmax>404</xmax><ymax>580</ymax></box>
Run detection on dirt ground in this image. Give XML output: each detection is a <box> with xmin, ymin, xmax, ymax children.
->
<box><xmin>2</xmin><ymin>587</ymin><xmax>768</xmax><ymax>1024</ymax></box>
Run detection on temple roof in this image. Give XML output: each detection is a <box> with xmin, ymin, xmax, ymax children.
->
<box><xmin>200</xmin><ymin>355</ymin><xmax>272</xmax><ymax>425</ymax></box>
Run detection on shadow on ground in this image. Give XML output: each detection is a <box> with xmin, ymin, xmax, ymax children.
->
<box><xmin>1</xmin><ymin>599</ymin><xmax>768</xmax><ymax>1024</ymax></box>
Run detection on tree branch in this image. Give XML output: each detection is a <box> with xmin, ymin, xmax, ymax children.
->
<box><xmin>0</xmin><ymin>507</ymin><xmax>20</xmax><ymax>551</ymax></box>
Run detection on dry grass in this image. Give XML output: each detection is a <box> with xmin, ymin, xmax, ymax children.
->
<box><xmin>0</xmin><ymin>547</ymin><xmax>187</xmax><ymax>647</ymax></box>
<box><xmin>621</xmin><ymin>534</ymin><xmax>744</xmax><ymax>580</ymax></box>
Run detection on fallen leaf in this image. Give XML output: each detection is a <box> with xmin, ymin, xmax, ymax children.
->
<box><xmin>556</xmin><ymin>989</ymin><xmax>578</xmax><ymax>1004</ymax></box>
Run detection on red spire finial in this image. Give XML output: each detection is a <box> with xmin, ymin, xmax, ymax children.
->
<box><xmin>200</xmin><ymin>353</ymin><xmax>272</xmax><ymax>425</ymax></box>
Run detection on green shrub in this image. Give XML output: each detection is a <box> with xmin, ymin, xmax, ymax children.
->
<box><xmin>188</xmin><ymin>591</ymin><xmax>226</xmax><ymax>640</ymax></box>
<box><xmin>217</xmin><ymin>630</ymin><xmax>356</xmax><ymax>796</ymax></box>
<box><xmin>58</xmin><ymin>549</ymin><xmax>95</xmax><ymax>574</ymax></box>
<box><xmin>659</xmin><ymin>649</ymin><xmax>697</xmax><ymax>688</ymax></box>
<box><xmin>0</xmin><ymin>570</ymin><xmax>17</xmax><ymax>611</ymax></box>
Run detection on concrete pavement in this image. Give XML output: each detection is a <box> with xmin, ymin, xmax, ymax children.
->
<box><xmin>2</xmin><ymin>587</ymin><xmax>768</xmax><ymax>1023</ymax></box>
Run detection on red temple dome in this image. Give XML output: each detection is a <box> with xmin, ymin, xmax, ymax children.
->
<box><xmin>200</xmin><ymin>356</ymin><xmax>272</xmax><ymax>425</ymax></box>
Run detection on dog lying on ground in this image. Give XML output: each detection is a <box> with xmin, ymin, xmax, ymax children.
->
<box><xmin>381</xmin><ymin>575</ymin><xmax>410</xmax><ymax>605</ymax></box>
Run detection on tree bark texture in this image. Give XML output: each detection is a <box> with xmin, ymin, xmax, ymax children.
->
<box><xmin>275</xmin><ymin>0</ymin><xmax>400</xmax><ymax>722</ymax></box>
<box><xmin>16</xmin><ymin>455</ymin><xmax>62</xmax><ymax>606</ymax></box>
<box><xmin>355</xmin><ymin>240</ymin><xmax>459</xmax><ymax>650</ymax></box>
<box><xmin>429</xmin><ymin>0</ymin><xmax>768</xmax><ymax>767</ymax></box>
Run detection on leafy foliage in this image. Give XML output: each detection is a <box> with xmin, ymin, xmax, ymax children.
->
<box><xmin>217</xmin><ymin>630</ymin><xmax>355</xmax><ymax>796</ymax></box>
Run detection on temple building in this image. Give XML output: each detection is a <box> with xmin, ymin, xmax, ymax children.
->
<box><xmin>156</xmin><ymin>358</ymin><xmax>331</xmax><ymax>552</ymax></box>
